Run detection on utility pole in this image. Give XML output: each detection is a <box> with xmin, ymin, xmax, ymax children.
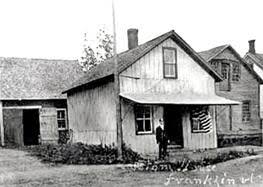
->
<box><xmin>112</xmin><ymin>0</ymin><xmax>123</xmax><ymax>159</ymax></box>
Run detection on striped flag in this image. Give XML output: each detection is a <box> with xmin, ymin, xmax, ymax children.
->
<box><xmin>191</xmin><ymin>107</ymin><xmax>213</xmax><ymax>133</ymax></box>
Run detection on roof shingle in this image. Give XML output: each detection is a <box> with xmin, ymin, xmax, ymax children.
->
<box><xmin>0</xmin><ymin>57</ymin><xmax>84</xmax><ymax>100</ymax></box>
<box><xmin>65</xmin><ymin>30</ymin><xmax>223</xmax><ymax>93</ymax></box>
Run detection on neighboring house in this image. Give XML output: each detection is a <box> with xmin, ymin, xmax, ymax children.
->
<box><xmin>244</xmin><ymin>40</ymin><xmax>263</xmax><ymax>118</ymax></box>
<box><xmin>63</xmin><ymin>29</ymin><xmax>238</xmax><ymax>155</ymax></box>
<box><xmin>0</xmin><ymin>57</ymin><xmax>84</xmax><ymax>146</ymax></box>
<box><xmin>199</xmin><ymin>45</ymin><xmax>263</xmax><ymax>147</ymax></box>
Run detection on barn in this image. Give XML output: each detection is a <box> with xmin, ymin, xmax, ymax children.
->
<box><xmin>0</xmin><ymin>57</ymin><xmax>84</xmax><ymax>146</ymax></box>
<box><xmin>63</xmin><ymin>29</ymin><xmax>239</xmax><ymax>154</ymax></box>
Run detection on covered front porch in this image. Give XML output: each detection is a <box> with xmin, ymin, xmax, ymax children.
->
<box><xmin>120</xmin><ymin>92</ymin><xmax>239</xmax><ymax>154</ymax></box>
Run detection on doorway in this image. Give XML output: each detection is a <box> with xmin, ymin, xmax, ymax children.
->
<box><xmin>23</xmin><ymin>109</ymin><xmax>40</xmax><ymax>145</ymax></box>
<box><xmin>164</xmin><ymin>106</ymin><xmax>183</xmax><ymax>148</ymax></box>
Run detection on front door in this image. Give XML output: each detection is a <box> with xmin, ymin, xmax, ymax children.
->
<box><xmin>164</xmin><ymin>106</ymin><xmax>183</xmax><ymax>147</ymax></box>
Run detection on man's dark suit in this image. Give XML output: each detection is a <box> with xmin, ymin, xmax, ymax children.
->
<box><xmin>156</xmin><ymin>126</ymin><xmax>168</xmax><ymax>159</ymax></box>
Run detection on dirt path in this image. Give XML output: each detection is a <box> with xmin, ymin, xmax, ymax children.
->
<box><xmin>1</xmin><ymin>148</ymin><xmax>263</xmax><ymax>186</ymax></box>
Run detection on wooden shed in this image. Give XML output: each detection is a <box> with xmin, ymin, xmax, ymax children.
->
<box><xmin>0</xmin><ymin>57</ymin><xmax>84</xmax><ymax>146</ymax></box>
<box><xmin>199</xmin><ymin>45</ymin><xmax>263</xmax><ymax>146</ymax></box>
<box><xmin>64</xmin><ymin>29</ymin><xmax>238</xmax><ymax>155</ymax></box>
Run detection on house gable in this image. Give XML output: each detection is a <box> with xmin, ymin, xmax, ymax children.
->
<box><xmin>120</xmin><ymin>38</ymin><xmax>216</xmax><ymax>95</ymax></box>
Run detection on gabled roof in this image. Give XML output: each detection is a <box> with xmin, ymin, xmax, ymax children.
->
<box><xmin>64</xmin><ymin>30</ymin><xmax>223</xmax><ymax>93</ymax></box>
<box><xmin>199</xmin><ymin>45</ymin><xmax>229</xmax><ymax>62</ymax></box>
<box><xmin>199</xmin><ymin>45</ymin><xmax>263</xmax><ymax>84</ymax></box>
<box><xmin>0</xmin><ymin>57</ymin><xmax>84</xmax><ymax>100</ymax></box>
<box><xmin>244</xmin><ymin>52</ymin><xmax>263</xmax><ymax>70</ymax></box>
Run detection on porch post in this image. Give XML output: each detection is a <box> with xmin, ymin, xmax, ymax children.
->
<box><xmin>213</xmin><ymin>106</ymin><xmax>217</xmax><ymax>148</ymax></box>
<box><xmin>0</xmin><ymin>101</ymin><xmax>4</xmax><ymax>146</ymax></box>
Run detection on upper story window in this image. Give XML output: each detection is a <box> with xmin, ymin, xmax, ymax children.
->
<box><xmin>163</xmin><ymin>47</ymin><xmax>177</xmax><ymax>78</ymax></box>
<box><xmin>57</xmin><ymin>109</ymin><xmax>67</xmax><ymax>130</ymax></box>
<box><xmin>219</xmin><ymin>62</ymin><xmax>231</xmax><ymax>91</ymax></box>
<box><xmin>135</xmin><ymin>105</ymin><xmax>153</xmax><ymax>135</ymax></box>
<box><xmin>232</xmin><ymin>62</ymin><xmax>240</xmax><ymax>81</ymax></box>
<box><xmin>242</xmin><ymin>100</ymin><xmax>251</xmax><ymax>122</ymax></box>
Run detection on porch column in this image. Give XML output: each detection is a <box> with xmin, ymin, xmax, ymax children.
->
<box><xmin>0</xmin><ymin>101</ymin><xmax>4</xmax><ymax>146</ymax></box>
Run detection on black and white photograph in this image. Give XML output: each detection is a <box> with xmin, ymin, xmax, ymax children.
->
<box><xmin>1</xmin><ymin>0</ymin><xmax>263</xmax><ymax>186</ymax></box>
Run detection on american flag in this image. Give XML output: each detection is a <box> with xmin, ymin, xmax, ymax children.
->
<box><xmin>191</xmin><ymin>107</ymin><xmax>213</xmax><ymax>133</ymax></box>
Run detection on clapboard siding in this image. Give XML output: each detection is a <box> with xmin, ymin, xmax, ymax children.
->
<box><xmin>120</xmin><ymin>38</ymin><xmax>215</xmax><ymax>95</ymax></box>
<box><xmin>67</xmin><ymin>81</ymin><xmax>117</xmax><ymax>146</ymax></box>
<box><xmin>212</xmin><ymin>50</ymin><xmax>261</xmax><ymax>135</ymax></box>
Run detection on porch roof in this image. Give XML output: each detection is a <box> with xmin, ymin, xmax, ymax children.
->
<box><xmin>120</xmin><ymin>92</ymin><xmax>240</xmax><ymax>105</ymax></box>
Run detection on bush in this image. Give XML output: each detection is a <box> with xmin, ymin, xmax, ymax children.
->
<box><xmin>25</xmin><ymin>143</ymin><xmax>142</xmax><ymax>165</ymax></box>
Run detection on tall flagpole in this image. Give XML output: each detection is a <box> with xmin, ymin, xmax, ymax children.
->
<box><xmin>112</xmin><ymin>0</ymin><xmax>123</xmax><ymax>159</ymax></box>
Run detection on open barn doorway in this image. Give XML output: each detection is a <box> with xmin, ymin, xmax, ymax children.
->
<box><xmin>23</xmin><ymin>109</ymin><xmax>40</xmax><ymax>145</ymax></box>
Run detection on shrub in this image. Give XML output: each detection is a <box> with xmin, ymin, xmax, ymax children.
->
<box><xmin>25</xmin><ymin>143</ymin><xmax>142</xmax><ymax>165</ymax></box>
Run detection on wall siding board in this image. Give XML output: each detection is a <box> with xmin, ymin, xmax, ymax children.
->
<box><xmin>3</xmin><ymin>109</ymin><xmax>23</xmax><ymax>145</ymax></box>
<box><xmin>2</xmin><ymin>100</ymin><xmax>65</xmax><ymax>146</ymax></box>
<box><xmin>67</xmin><ymin>81</ymin><xmax>117</xmax><ymax>146</ymax></box>
<box><xmin>120</xmin><ymin>38</ymin><xmax>215</xmax><ymax>95</ymax></box>
<box><xmin>212</xmin><ymin>50</ymin><xmax>261</xmax><ymax>136</ymax></box>
<box><xmin>39</xmin><ymin>108</ymin><xmax>58</xmax><ymax>144</ymax></box>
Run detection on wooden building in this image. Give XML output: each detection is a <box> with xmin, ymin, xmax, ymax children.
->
<box><xmin>199</xmin><ymin>45</ymin><xmax>263</xmax><ymax>146</ymax></box>
<box><xmin>63</xmin><ymin>29</ymin><xmax>238</xmax><ymax>155</ymax></box>
<box><xmin>244</xmin><ymin>40</ymin><xmax>263</xmax><ymax>118</ymax></box>
<box><xmin>0</xmin><ymin>57</ymin><xmax>84</xmax><ymax>146</ymax></box>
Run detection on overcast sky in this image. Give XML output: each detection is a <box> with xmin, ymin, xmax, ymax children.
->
<box><xmin>0</xmin><ymin>0</ymin><xmax>262</xmax><ymax>60</ymax></box>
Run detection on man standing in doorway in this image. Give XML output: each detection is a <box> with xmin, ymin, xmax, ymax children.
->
<box><xmin>156</xmin><ymin>118</ymin><xmax>168</xmax><ymax>160</ymax></box>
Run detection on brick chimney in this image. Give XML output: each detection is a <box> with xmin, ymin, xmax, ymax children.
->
<box><xmin>127</xmin><ymin>28</ymin><xmax>138</xmax><ymax>50</ymax></box>
<box><xmin>248</xmin><ymin>40</ymin><xmax>256</xmax><ymax>54</ymax></box>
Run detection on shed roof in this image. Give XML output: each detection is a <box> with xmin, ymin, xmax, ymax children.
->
<box><xmin>120</xmin><ymin>92</ymin><xmax>239</xmax><ymax>105</ymax></box>
<box><xmin>199</xmin><ymin>45</ymin><xmax>263</xmax><ymax>84</ymax></box>
<box><xmin>0</xmin><ymin>57</ymin><xmax>84</xmax><ymax>100</ymax></box>
<box><xmin>64</xmin><ymin>30</ymin><xmax>223</xmax><ymax>93</ymax></box>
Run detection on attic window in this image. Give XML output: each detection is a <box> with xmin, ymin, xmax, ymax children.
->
<box><xmin>232</xmin><ymin>62</ymin><xmax>240</xmax><ymax>81</ymax></box>
<box><xmin>163</xmin><ymin>47</ymin><xmax>177</xmax><ymax>78</ymax></box>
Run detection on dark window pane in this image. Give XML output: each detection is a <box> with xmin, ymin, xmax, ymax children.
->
<box><xmin>192</xmin><ymin>118</ymin><xmax>199</xmax><ymax>131</ymax></box>
<box><xmin>135</xmin><ymin>107</ymin><xmax>143</xmax><ymax>118</ymax></box>
<box><xmin>221</xmin><ymin>63</ymin><xmax>229</xmax><ymax>80</ymax></box>
<box><xmin>145</xmin><ymin>120</ymin><xmax>151</xmax><ymax>131</ymax></box>
<box><xmin>232</xmin><ymin>62</ymin><xmax>240</xmax><ymax>81</ymax></box>
<box><xmin>58</xmin><ymin>120</ymin><xmax>66</xmax><ymax>128</ymax></box>
<box><xmin>137</xmin><ymin>120</ymin><xmax>144</xmax><ymax>132</ymax></box>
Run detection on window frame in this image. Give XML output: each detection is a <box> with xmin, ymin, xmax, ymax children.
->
<box><xmin>56</xmin><ymin>108</ymin><xmax>68</xmax><ymax>131</ymax></box>
<box><xmin>162</xmin><ymin>47</ymin><xmax>177</xmax><ymax>79</ymax></box>
<box><xmin>232</xmin><ymin>61</ymin><xmax>241</xmax><ymax>82</ymax></box>
<box><xmin>242</xmin><ymin>100</ymin><xmax>251</xmax><ymax>122</ymax></box>
<box><xmin>134</xmin><ymin>105</ymin><xmax>154</xmax><ymax>135</ymax></box>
